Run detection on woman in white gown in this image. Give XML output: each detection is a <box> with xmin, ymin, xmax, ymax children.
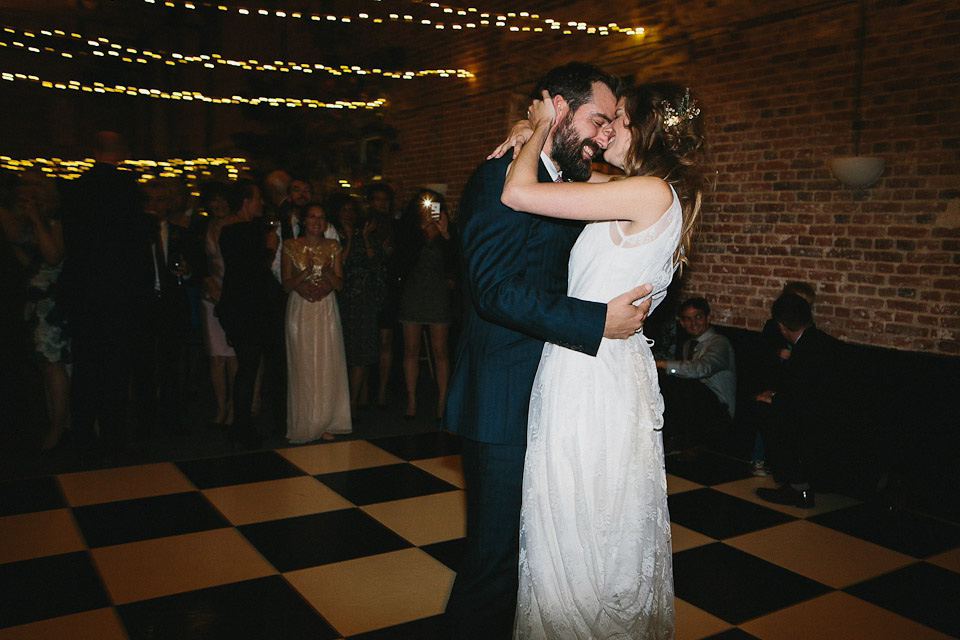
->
<box><xmin>500</xmin><ymin>82</ymin><xmax>708</xmax><ymax>639</ymax></box>
<box><xmin>281</xmin><ymin>203</ymin><xmax>352</xmax><ymax>443</ymax></box>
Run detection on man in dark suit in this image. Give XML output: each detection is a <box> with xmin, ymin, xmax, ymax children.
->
<box><xmin>137</xmin><ymin>179</ymin><xmax>195</xmax><ymax>438</ymax></box>
<box><xmin>442</xmin><ymin>63</ymin><xmax>653</xmax><ymax>639</ymax></box>
<box><xmin>61</xmin><ymin>131</ymin><xmax>155</xmax><ymax>455</ymax></box>
<box><xmin>754</xmin><ymin>293</ymin><xmax>853</xmax><ymax>508</ymax></box>
<box><xmin>262</xmin><ymin>175</ymin><xmax>314</xmax><ymax>432</ymax></box>
<box><xmin>217</xmin><ymin>179</ymin><xmax>279</xmax><ymax>447</ymax></box>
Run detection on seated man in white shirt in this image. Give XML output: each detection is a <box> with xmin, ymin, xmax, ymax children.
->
<box><xmin>656</xmin><ymin>297</ymin><xmax>736</xmax><ymax>451</ymax></box>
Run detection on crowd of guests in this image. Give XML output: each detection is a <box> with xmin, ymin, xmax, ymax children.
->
<box><xmin>2</xmin><ymin>131</ymin><xmax>859</xmax><ymax>504</ymax></box>
<box><xmin>0</xmin><ymin>131</ymin><xmax>459</xmax><ymax>458</ymax></box>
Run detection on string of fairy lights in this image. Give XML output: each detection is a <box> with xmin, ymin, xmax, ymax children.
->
<box><xmin>1</xmin><ymin>1</ymin><xmax>645</xmax><ymax>179</ymax></box>
<box><xmin>0</xmin><ymin>25</ymin><xmax>474</xmax><ymax>79</ymax></box>
<box><xmin>1</xmin><ymin>71</ymin><xmax>388</xmax><ymax>109</ymax></box>
<box><xmin>138</xmin><ymin>0</ymin><xmax>645</xmax><ymax>37</ymax></box>
<box><xmin>0</xmin><ymin>155</ymin><xmax>249</xmax><ymax>182</ymax></box>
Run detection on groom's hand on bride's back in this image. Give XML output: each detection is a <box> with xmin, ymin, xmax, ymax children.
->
<box><xmin>603</xmin><ymin>284</ymin><xmax>654</xmax><ymax>339</ymax></box>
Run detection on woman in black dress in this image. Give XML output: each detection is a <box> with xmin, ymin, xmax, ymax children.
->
<box><xmin>328</xmin><ymin>193</ymin><xmax>385</xmax><ymax>415</ymax></box>
<box><xmin>395</xmin><ymin>189</ymin><xmax>457</xmax><ymax>422</ymax></box>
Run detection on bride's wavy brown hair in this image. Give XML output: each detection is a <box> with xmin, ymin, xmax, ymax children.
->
<box><xmin>618</xmin><ymin>82</ymin><xmax>710</xmax><ymax>270</ymax></box>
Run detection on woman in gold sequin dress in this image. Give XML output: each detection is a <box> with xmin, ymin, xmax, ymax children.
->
<box><xmin>281</xmin><ymin>203</ymin><xmax>352</xmax><ymax>442</ymax></box>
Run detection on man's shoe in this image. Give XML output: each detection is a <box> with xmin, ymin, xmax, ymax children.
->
<box><xmin>756</xmin><ymin>485</ymin><xmax>815</xmax><ymax>508</ymax></box>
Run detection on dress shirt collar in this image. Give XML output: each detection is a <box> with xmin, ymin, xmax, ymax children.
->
<box><xmin>540</xmin><ymin>150</ymin><xmax>561</xmax><ymax>182</ymax></box>
<box><xmin>691</xmin><ymin>326</ymin><xmax>717</xmax><ymax>343</ymax></box>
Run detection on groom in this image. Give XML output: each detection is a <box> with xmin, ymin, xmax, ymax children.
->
<box><xmin>443</xmin><ymin>62</ymin><xmax>654</xmax><ymax>639</ymax></box>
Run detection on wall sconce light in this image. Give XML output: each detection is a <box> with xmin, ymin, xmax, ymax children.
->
<box><xmin>830</xmin><ymin>156</ymin><xmax>885</xmax><ymax>188</ymax></box>
<box><xmin>829</xmin><ymin>0</ymin><xmax>884</xmax><ymax>189</ymax></box>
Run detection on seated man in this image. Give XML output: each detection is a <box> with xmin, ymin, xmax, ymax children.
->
<box><xmin>754</xmin><ymin>293</ymin><xmax>852</xmax><ymax>508</ymax></box>
<box><xmin>751</xmin><ymin>281</ymin><xmax>817</xmax><ymax>476</ymax></box>
<box><xmin>656</xmin><ymin>297</ymin><xmax>736</xmax><ymax>450</ymax></box>
<box><xmin>759</xmin><ymin>281</ymin><xmax>816</xmax><ymax>382</ymax></box>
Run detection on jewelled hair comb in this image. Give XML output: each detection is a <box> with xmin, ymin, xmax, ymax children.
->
<box><xmin>661</xmin><ymin>88</ymin><xmax>700</xmax><ymax>129</ymax></box>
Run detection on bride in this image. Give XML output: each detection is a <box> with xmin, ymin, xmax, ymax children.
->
<box><xmin>499</xmin><ymin>82</ymin><xmax>709</xmax><ymax>638</ymax></box>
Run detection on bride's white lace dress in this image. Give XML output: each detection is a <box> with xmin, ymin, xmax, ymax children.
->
<box><xmin>514</xmin><ymin>187</ymin><xmax>681</xmax><ymax>639</ymax></box>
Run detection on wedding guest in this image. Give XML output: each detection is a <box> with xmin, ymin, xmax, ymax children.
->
<box><xmin>141</xmin><ymin>179</ymin><xmax>193</xmax><ymax>435</ymax></box>
<box><xmin>751</xmin><ymin>281</ymin><xmax>817</xmax><ymax>475</ymax></box>
<box><xmin>281</xmin><ymin>203</ymin><xmax>351</xmax><ymax>442</ymax></box>
<box><xmin>365</xmin><ymin>183</ymin><xmax>399</xmax><ymax>408</ymax></box>
<box><xmin>396</xmin><ymin>188</ymin><xmax>458</xmax><ymax>422</ymax></box>
<box><xmin>754</xmin><ymin>293</ymin><xmax>852</xmax><ymax>507</ymax></box>
<box><xmin>61</xmin><ymin>131</ymin><xmax>154</xmax><ymax>456</ymax></box>
<box><xmin>329</xmin><ymin>193</ymin><xmax>384</xmax><ymax>416</ymax></box>
<box><xmin>198</xmin><ymin>183</ymin><xmax>237</xmax><ymax>429</ymax></box>
<box><xmin>0</xmin><ymin>171</ymin><xmax>70</xmax><ymax>450</ymax></box>
<box><xmin>217</xmin><ymin>179</ymin><xmax>278</xmax><ymax>448</ymax></box>
<box><xmin>656</xmin><ymin>297</ymin><xmax>736</xmax><ymax>451</ymax></box>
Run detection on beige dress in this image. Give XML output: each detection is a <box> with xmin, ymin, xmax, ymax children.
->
<box><xmin>283</xmin><ymin>239</ymin><xmax>352</xmax><ymax>443</ymax></box>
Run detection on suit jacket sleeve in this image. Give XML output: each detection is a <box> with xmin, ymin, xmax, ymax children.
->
<box><xmin>459</xmin><ymin>156</ymin><xmax>606</xmax><ymax>356</ymax></box>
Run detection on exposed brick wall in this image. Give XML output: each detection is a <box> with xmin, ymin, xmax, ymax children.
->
<box><xmin>381</xmin><ymin>0</ymin><xmax>960</xmax><ymax>355</ymax></box>
<box><xmin>5</xmin><ymin>0</ymin><xmax>952</xmax><ymax>354</ymax></box>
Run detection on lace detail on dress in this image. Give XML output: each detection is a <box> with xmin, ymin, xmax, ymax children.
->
<box><xmin>515</xmin><ymin>184</ymin><xmax>680</xmax><ymax>639</ymax></box>
<box><xmin>517</xmin><ymin>335</ymin><xmax>674</xmax><ymax>638</ymax></box>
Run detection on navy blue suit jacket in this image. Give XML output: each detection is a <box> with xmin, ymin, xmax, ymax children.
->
<box><xmin>444</xmin><ymin>154</ymin><xmax>606</xmax><ymax>446</ymax></box>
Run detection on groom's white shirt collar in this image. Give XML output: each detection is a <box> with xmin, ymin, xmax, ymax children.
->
<box><xmin>540</xmin><ymin>150</ymin><xmax>561</xmax><ymax>182</ymax></box>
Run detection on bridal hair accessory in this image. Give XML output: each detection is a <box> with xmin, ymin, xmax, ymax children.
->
<box><xmin>661</xmin><ymin>88</ymin><xmax>700</xmax><ymax>130</ymax></box>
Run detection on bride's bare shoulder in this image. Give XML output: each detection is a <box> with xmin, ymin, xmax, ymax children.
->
<box><xmin>623</xmin><ymin>176</ymin><xmax>673</xmax><ymax>208</ymax></box>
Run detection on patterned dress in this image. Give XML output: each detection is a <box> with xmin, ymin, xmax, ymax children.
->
<box><xmin>12</xmin><ymin>219</ymin><xmax>70</xmax><ymax>364</ymax></box>
<box><xmin>336</xmin><ymin>234</ymin><xmax>384</xmax><ymax>366</ymax></box>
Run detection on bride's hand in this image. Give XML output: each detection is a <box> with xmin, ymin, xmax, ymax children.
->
<box><xmin>487</xmin><ymin>118</ymin><xmax>534</xmax><ymax>160</ymax></box>
<box><xmin>527</xmin><ymin>91</ymin><xmax>557</xmax><ymax>131</ymax></box>
<box><xmin>485</xmin><ymin>93</ymin><xmax>556</xmax><ymax>160</ymax></box>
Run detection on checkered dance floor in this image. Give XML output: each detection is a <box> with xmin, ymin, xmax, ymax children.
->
<box><xmin>2</xmin><ymin>431</ymin><xmax>958</xmax><ymax>639</ymax></box>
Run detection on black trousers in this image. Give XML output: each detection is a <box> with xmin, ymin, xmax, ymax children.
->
<box><xmin>131</xmin><ymin>293</ymin><xmax>190</xmax><ymax>441</ymax></box>
<box><xmin>756</xmin><ymin>400</ymin><xmax>815</xmax><ymax>485</ymax></box>
<box><xmin>445</xmin><ymin>438</ymin><xmax>525</xmax><ymax>640</ymax></box>
<box><xmin>659</xmin><ymin>374</ymin><xmax>731</xmax><ymax>448</ymax></box>
<box><xmin>231</xmin><ymin>338</ymin><xmax>265</xmax><ymax>437</ymax></box>
<box><xmin>261</xmin><ymin>297</ymin><xmax>288</xmax><ymax>431</ymax></box>
<box><xmin>70</xmin><ymin>329</ymin><xmax>135</xmax><ymax>451</ymax></box>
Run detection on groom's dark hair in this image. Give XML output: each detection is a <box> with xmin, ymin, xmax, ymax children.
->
<box><xmin>530</xmin><ymin>62</ymin><xmax>621</xmax><ymax>114</ymax></box>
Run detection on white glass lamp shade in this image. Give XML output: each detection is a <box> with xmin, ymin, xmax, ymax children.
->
<box><xmin>829</xmin><ymin>156</ymin><xmax>885</xmax><ymax>188</ymax></box>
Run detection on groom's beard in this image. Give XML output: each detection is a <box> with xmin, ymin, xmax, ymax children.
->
<box><xmin>550</xmin><ymin>115</ymin><xmax>602</xmax><ymax>182</ymax></box>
